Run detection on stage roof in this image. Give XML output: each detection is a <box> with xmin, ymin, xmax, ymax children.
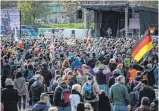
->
<box><xmin>82</xmin><ymin>3</ymin><xmax>158</xmax><ymax>13</ymax></box>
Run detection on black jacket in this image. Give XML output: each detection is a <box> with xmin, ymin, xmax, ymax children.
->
<box><xmin>40</xmin><ymin>67</ymin><xmax>52</xmax><ymax>87</ymax></box>
<box><xmin>99</xmin><ymin>93</ymin><xmax>111</xmax><ymax>111</ymax></box>
<box><xmin>139</xmin><ymin>86</ymin><xmax>156</xmax><ymax>105</ymax></box>
<box><xmin>53</xmin><ymin>83</ymin><xmax>71</xmax><ymax>107</ymax></box>
<box><xmin>30</xmin><ymin>81</ymin><xmax>47</xmax><ymax>102</ymax></box>
<box><xmin>69</xmin><ymin>76</ymin><xmax>77</xmax><ymax>88</ymax></box>
<box><xmin>1</xmin><ymin>85</ymin><xmax>19</xmax><ymax>111</ymax></box>
<box><xmin>87</xmin><ymin>57</ymin><xmax>97</xmax><ymax>69</ymax></box>
<box><xmin>108</xmin><ymin>76</ymin><xmax>115</xmax><ymax>88</ymax></box>
<box><xmin>109</xmin><ymin>63</ymin><xmax>117</xmax><ymax>72</ymax></box>
<box><xmin>96</xmin><ymin>69</ymin><xmax>106</xmax><ymax>85</ymax></box>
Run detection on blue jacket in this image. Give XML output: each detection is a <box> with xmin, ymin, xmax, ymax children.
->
<box><xmin>71</xmin><ymin>58</ymin><xmax>82</xmax><ymax>70</ymax></box>
<box><xmin>32</xmin><ymin>102</ymin><xmax>50</xmax><ymax>111</ymax></box>
<box><xmin>154</xmin><ymin>67</ymin><xmax>158</xmax><ymax>81</ymax></box>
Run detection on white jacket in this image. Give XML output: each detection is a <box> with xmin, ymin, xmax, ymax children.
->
<box><xmin>69</xmin><ymin>94</ymin><xmax>81</xmax><ymax>111</ymax></box>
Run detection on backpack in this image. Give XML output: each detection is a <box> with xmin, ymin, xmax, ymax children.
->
<box><xmin>60</xmin><ymin>86</ymin><xmax>71</xmax><ymax>105</ymax></box>
<box><xmin>84</xmin><ymin>82</ymin><xmax>96</xmax><ymax>100</ymax></box>
<box><xmin>129</xmin><ymin>91</ymin><xmax>139</xmax><ymax>108</ymax></box>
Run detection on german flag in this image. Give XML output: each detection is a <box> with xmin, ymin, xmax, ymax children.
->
<box><xmin>131</xmin><ymin>29</ymin><xmax>153</xmax><ymax>62</ymax></box>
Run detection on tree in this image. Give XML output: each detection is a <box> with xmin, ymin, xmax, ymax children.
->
<box><xmin>18</xmin><ymin>1</ymin><xmax>51</xmax><ymax>26</ymax></box>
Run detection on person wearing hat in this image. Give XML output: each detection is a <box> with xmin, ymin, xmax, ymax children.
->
<box><xmin>1</xmin><ymin>78</ymin><xmax>19</xmax><ymax>111</ymax></box>
<box><xmin>108</xmin><ymin>69</ymin><xmax>120</xmax><ymax>88</ymax></box>
<box><xmin>108</xmin><ymin>59</ymin><xmax>117</xmax><ymax>72</ymax></box>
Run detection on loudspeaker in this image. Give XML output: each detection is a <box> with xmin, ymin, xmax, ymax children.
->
<box><xmin>72</xmin><ymin>30</ymin><xmax>75</xmax><ymax>34</ymax></box>
<box><xmin>76</xmin><ymin>10</ymin><xmax>82</xmax><ymax>19</ymax></box>
<box><xmin>52</xmin><ymin>29</ymin><xmax>55</xmax><ymax>33</ymax></box>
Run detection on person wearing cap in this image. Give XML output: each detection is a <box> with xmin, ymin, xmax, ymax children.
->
<box><xmin>1</xmin><ymin>78</ymin><xmax>19</xmax><ymax>111</ymax></box>
<box><xmin>32</xmin><ymin>93</ymin><xmax>50</xmax><ymax>111</ymax></box>
<box><xmin>108</xmin><ymin>69</ymin><xmax>120</xmax><ymax>88</ymax></box>
<box><xmin>110</xmin><ymin>76</ymin><xmax>130</xmax><ymax>111</ymax></box>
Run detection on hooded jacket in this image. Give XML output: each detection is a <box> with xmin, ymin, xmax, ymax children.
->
<box><xmin>32</xmin><ymin>102</ymin><xmax>50</xmax><ymax>111</ymax></box>
<box><xmin>40</xmin><ymin>67</ymin><xmax>52</xmax><ymax>87</ymax></box>
<box><xmin>1</xmin><ymin>85</ymin><xmax>19</xmax><ymax>111</ymax></box>
<box><xmin>139</xmin><ymin>86</ymin><xmax>155</xmax><ymax>105</ymax></box>
<box><xmin>53</xmin><ymin>83</ymin><xmax>71</xmax><ymax>107</ymax></box>
<box><xmin>71</xmin><ymin>58</ymin><xmax>82</xmax><ymax>70</ymax></box>
<box><xmin>30</xmin><ymin>81</ymin><xmax>47</xmax><ymax>102</ymax></box>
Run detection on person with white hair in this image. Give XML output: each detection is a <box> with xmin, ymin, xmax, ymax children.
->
<box><xmin>70</xmin><ymin>84</ymin><xmax>83</xmax><ymax>111</ymax></box>
<box><xmin>32</xmin><ymin>93</ymin><xmax>50</xmax><ymax>111</ymax></box>
<box><xmin>1</xmin><ymin>78</ymin><xmax>19</xmax><ymax>111</ymax></box>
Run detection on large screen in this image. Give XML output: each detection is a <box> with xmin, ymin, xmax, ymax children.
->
<box><xmin>1</xmin><ymin>9</ymin><xmax>20</xmax><ymax>35</ymax></box>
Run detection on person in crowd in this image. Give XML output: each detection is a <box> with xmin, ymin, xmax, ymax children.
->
<box><xmin>151</xmin><ymin>97</ymin><xmax>158</xmax><ymax>111</ymax></box>
<box><xmin>82</xmin><ymin>76</ymin><xmax>100</xmax><ymax>111</ymax></box>
<box><xmin>24</xmin><ymin>64</ymin><xmax>35</xmax><ymax>82</ymax></box>
<box><xmin>139</xmin><ymin>80</ymin><xmax>155</xmax><ymax>105</ymax></box>
<box><xmin>110</xmin><ymin>76</ymin><xmax>130</xmax><ymax>111</ymax></box>
<box><xmin>98</xmin><ymin>90</ymin><xmax>111</xmax><ymax>111</ymax></box>
<box><xmin>135</xmin><ymin>97</ymin><xmax>151</xmax><ymax>111</ymax></box>
<box><xmin>108</xmin><ymin>69</ymin><xmax>120</xmax><ymax>88</ymax></box>
<box><xmin>76</xmin><ymin>103</ymin><xmax>85</xmax><ymax>111</ymax></box>
<box><xmin>70</xmin><ymin>84</ymin><xmax>83</xmax><ymax>111</ymax></box>
<box><xmin>108</xmin><ymin>59</ymin><xmax>117</xmax><ymax>72</ymax></box>
<box><xmin>87</xmin><ymin>53</ymin><xmax>97</xmax><ymax>69</ymax></box>
<box><xmin>84</xmin><ymin>103</ymin><xmax>93</xmax><ymax>111</ymax></box>
<box><xmin>53</xmin><ymin>78</ymin><xmax>71</xmax><ymax>111</ymax></box>
<box><xmin>40</xmin><ymin>62</ymin><xmax>52</xmax><ymax>87</ymax></box>
<box><xmin>71</xmin><ymin>57</ymin><xmax>82</xmax><ymax>70</ymax></box>
<box><xmin>67</xmin><ymin>70</ymin><xmax>77</xmax><ymax>88</ymax></box>
<box><xmin>49</xmin><ymin>76</ymin><xmax>60</xmax><ymax>93</ymax></box>
<box><xmin>1</xmin><ymin>78</ymin><xmax>19</xmax><ymax>111</ymax></box>
<box><xmin>32</xmin><ymin>93</ymin><xmax>50</xmax><ymax>111</ymax></box>
<box><xmin>14</xmin><ymin>72</ymin><xmax>28</xmax><ymax>110</ymax></box>
<box><xmin>30</xmin><ymin>75</ymin><xmax>47</xmax><ymax>106</ymax></box>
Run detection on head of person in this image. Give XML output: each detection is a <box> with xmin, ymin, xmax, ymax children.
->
<box><xmin>141</xmin><ymin>97</ymin><xmax>150</xmax><ymax>106</ymax></box>
<box><xmin>28</xmin><ymin>64</ymin><xmax>33</xmax><ymax>70</ymax></box>
<box><xmin>77</xmin><ymin>103</ymin><xmax>85</xmax><ymax>111</ymax></box>
<box><xmin>117</xmin><ymin>76</ymin><xmax>126</xmax><ymax>84</ymax></box>
<box><xmin>141</xmin><ymin>80</ymin><xmax>149</xmax><ymax>88</ymax></box>
<box><xmin>5</xmin><ymin>78</ymin><xmax>14</xmax><ymax>87</ymax></box>
<box><xmin>88</xmin><ymin>76</ymin><xmax>93</xmax><ymax>82</ymax></box>
<box><xmin>72</xmin><ymin>84</ymin><xmax>81</xmax><ymax>93</ymax></box>
<box><xmin>117</xmin><ymin>64</ymin><xmax>123</xmax><ymax>70</ymax></box>
<box><xmin>16</xmin><ymin>65</ymin><xmax>21</xmax><ymax>72</ymax></box>
<box><xmin>99</xmin><ymin>90</ymin><xmax>106</xmax><ymax>96</ymax></box>
<box><xmin>37</xmin><ymin>75</ymin><xmax>44</xmax><ymax>84</ymax></box>
<box><xmin>48</xmin><ymin>107</ymin><xmax>58</xmax><ymax>111</ymax></box>
<box><xmin>40</xmin><ymin>93</ymin><xmax>50</xmax><ymax>104</ymax></box>
<box><xmin>113</xmin><ymin>69</ymin><xmax>120</xmax><ymax>77</ymax></box>
<box><xmin>67</xmin><ymin>70</ymin><xmax>73</xmax><ymax>80</ymax></box>
<box><xmin>15</xmin><ymin>72</ymin><xmax>23</xmax><ymax>79</ymax></box>
<box><xmin>84</xmin><ymin>103</ymin><xmax>93</xmax><ymax>111</ymax></box>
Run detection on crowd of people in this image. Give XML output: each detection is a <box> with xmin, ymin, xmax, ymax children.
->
<box><xmin>1</xmin><ymin>36</ymin><xmax>158</xmax><ymax>111</ymax></box>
